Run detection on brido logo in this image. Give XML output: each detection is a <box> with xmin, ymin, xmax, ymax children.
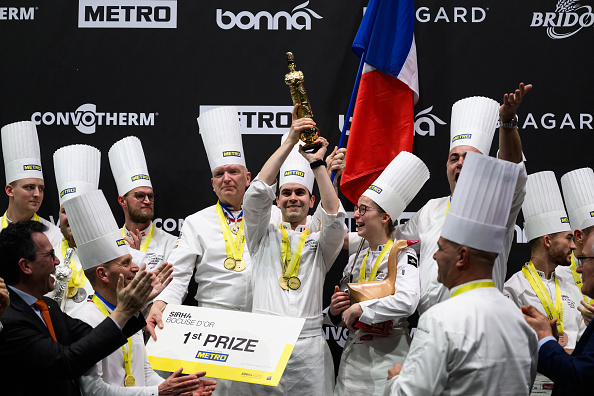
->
<box><xmin>416</xmin><ymin>6</ymin><xmax>487</xmax><ymax>23</ymax></box>
<box><xmin>199</xmin><ymin>105</ymin><xmax>294</xmax><ymax>135</ymax></box>
<box><xmin>31</xmin><ymin>103</ymin><xmax>156</xmax><ymax>134</ymax></box>
<box><xmin>216</xmin><ymin>1</ymin><xmax>322</xmax><ymax>30</ymax></box>
<box><xmin>0</xmin><ymin>7</ymin><xmax>35</xmax><ymax>20</ymax></box>
<box><xmin>414</xmin><ymin>106</ymin><xmax>446</xmax><ymax>136</ymax></box>
<box><xmin>530</xmin><ymin>0</ymin><xmax>593</xmax><ymax>39</ymax></box>
<box><xmin>78</xmin><ymin>0</ymin><xmax>177</xmax><ymax>28</ymax></box>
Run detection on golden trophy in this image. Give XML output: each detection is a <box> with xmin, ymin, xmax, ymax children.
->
<box><xmin>284</xmin><ymin>52</ymin><xmax>322</xmax><ymax>153</ymax></box>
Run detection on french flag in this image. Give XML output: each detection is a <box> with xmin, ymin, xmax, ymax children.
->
<box><xmin>340</xmin><ymin>0</ymin><xmax>419</xmax><ymax>204</ymax></box>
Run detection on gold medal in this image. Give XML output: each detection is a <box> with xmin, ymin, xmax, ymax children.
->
<box><xmin>558</xmin><ymin>332</ymin><xmax>568</xmax><ymax>347</ymax></box>
<box><xmin>224</xmin><ymin>257</ymin><xmax>236</xmax><ymax>270</ymax></box>
<box><xmin>231</xmin><ymin>223</ymin><xmax>240</xmax><ymax>235</ymax></box>
<box><xmin>279</xmin><ymin>276</ymin><xmax>289</xmax><ymax>290</ymax></box>
<box><xmin>124</xmin><ymin>374</ymin><xmax>136</xmax><ymax>387</ymax></box>
<box><xmin>288</xmin><ymin>276</ymin><xmax>301</xmax><ymax>290</ymax></box>
<box><xmin>234</xmin><ymin>260</ymin><xmax>246</xmax><ymax>272</ymax></box>
<box><xmin>67</xmin><ymin>286</ymin><xmax>78</xmax><ymax>298</ymax></box>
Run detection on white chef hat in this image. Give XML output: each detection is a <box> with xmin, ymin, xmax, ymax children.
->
<box><xmin>362</xmin><ymin>151</ymin><xmax>429</xmax><ymax>220</ymax></box>
<box><xmin>63</xmin><ymin>190</ymin><xmax>131</xmax><ymax>270</ymax></box>
<box><xmin>441</xmin><ymin>151</ymin><xmax>520</xmax><ymax>253</ymax></box>
<box><xmin>108</xmin><ymin>136</ymin><xmax>152</xmax><ymax>197</ymax></box>
<box><xmin>561</xmin><ymin>167</ymin><xmax>594</xmax><ymax>232</ymax></box>
<box><xmin>197</xmin><ymin>106</ymin><xmax>246</xmax><ymax>172</ymax></box>
<box><xmin>278</xmin><ymin>132</ymin><xmax>315</xmax><ymax>193</ymax></box>
<box><xmin>449</xmin><ymin>96</ymin><xmax>500</xmax><ymax>155</ymax></box>
<box><xmin>54</xmin><ymin>145</ymin><xmax>101</xmax><ymax>206</ymax></box>
<box><xmin>1</xmin><ymin>121</ymin><xmax>43</xmax><ymax>185</ymax></box>
<box><xmin>523</xmin><ymin>171</ymin><xmax>571</xmax><ymax>242</ymax></box>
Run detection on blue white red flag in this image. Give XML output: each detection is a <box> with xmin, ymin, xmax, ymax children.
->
<box><xmin>340</xmin><ymin>0</ymin><xmax>419</xmax><ymax>204</ymax></box>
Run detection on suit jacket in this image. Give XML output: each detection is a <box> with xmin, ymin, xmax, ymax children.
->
<box><xmin>538</xmin><ymin>319</ymin><xmax>594</xmax><ymax>395</ymax></box>
<box><xmin>0</xmin><ymin>288</ymin><xmax>146</xmax><ymax>396</ymax></box>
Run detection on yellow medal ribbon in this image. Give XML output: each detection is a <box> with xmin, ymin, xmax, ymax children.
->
<box><xmin>1</xmin><ymin>212</ymin><xmax>40</xmax><ymax>230</ymax></box>
<box><xmin>61</xmin><ymin>238</ymin><xmax>86</xmax><ymax>289</ymax></box>
<box><xmin>279</xmin><ymin>224</ymin><xmax>310</xmax><ymax>278</ymax></box>
<box><xmin>92</xmin><ymin>294</ymin><xmax>134</xmax><ymax>386</ymax></box>
<box><xmin>444</xmin><ymin>196</ymin><xmax>451</xmax><ymax>219</ymax></box>
<box><xmin>215</xmin><ymin>202</ymin><xmax>245</xmax><ymax>262</ymax></box>
<box><xmin>358</xmin><ymin>239</ymin><xmax>394</xmax><ymax>282</ymax></box>
<box><xmin>450</xmin><ymin>281</ymin><xmax>495</xmax><ymax>298</ymax></box>
<box><xmin>522</xmin><ymin>261</ymin><xmax>564</xmax><ymax>334</ymax></box>
<box><xmin>570</xmin><ymin>254</ymin><xmax>591</xmax><ymax>304</ymax></box>
<box><xmin>120</xmin><ymin>222</ymin><xmax>155</xmax><ymax>253</ymax></box>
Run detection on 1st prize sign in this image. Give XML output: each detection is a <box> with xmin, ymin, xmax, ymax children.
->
<box><xmin>146</xmin><ymin>305</ymin><xmax>305</xmax><ymax>386</ymax></box>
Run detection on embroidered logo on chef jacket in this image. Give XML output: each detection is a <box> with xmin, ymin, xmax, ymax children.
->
<box><xmin>60</xmin><ymin>187</ymin><xmax>77</xmax><ymax>198</ymax></box>
<box><xmin>304</xmin><ymin>239</ymin><xmax>318</xmax><ymax>252</ymax></box>
<box><xmin>452</xmin><ymin>133</ymin><xmax>472</xmax><ymax>142</ymax></box>
<box><xmin>562</xmin><ymin>295</ymin><xmax>576</xmax><ymax>309</ymax></box>
<box><xmin>408</xmin><ymin>255</ymin><xmax>418</xmax><ymax>267</ymax></box>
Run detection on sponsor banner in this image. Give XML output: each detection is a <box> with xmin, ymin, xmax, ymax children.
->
<box><xmin>78</xmin><ymin>0</ymin><xmax>177</xmax><ymax>28</ymax></box>
<box><xmin>0</xmin><ymin>6</ymin><xmax>35</xmax><ymax>20</ymax></box>
<box><xmin>216</xmin><ymin>1</ymin><xmax>322</xmax><ymax>31</ymax></box>
<box><xmin>530</xmin><ymin>0</ymin><xmax>594</xmax><ymax>39</ymax></box>
<box><xmin>199</xmin><ymin>105</ymin><xmax>294</xmax><ymax>135</ymax></box>
<box><xmin>146</xmin><ymin>305</ymin><xmax>305</xmax><ymax>386</ymax></box>
<box><xmin>415</xmin><ymin>6</ymin><xmax>488</xmax><ymax>23</ymax></box>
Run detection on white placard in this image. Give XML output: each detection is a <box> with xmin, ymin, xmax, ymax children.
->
<box><xmin>146</xmin><ymin>304</ymin><xmax>305</xmax><ymax>386</ymax></box>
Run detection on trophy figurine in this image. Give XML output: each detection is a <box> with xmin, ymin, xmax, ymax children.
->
<box><xmin>284</xmin><ymin>52</ymin><xmax>322</xmax><ymax>153</ymax></box>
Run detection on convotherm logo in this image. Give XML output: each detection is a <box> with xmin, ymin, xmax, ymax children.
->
<box><xmin>199</xmin><ymin>106</ymin><xmax>294</xmax><ymax>135</ymax></box>
<box><xmin>78</xmin><ymin>0</ymin><xmax>177</xmax><ymax>28</ymax></box>
<box><xmin>216</xmin><ymin>1</ymin><xmax>322</xmax><ymax>30</ymax></box>
<box><xmin>0</xmin><ymin>6</ymin><xmax>36</xmax><ymax>20</ymax></box>
<box><xmin>531</xmin><ymin>0</ymin><xmax>593</xmax><ymax>39</ymax></box>
<box><xmin>31</xmin><ymin>103</ymin><xmax>157</xmax><ymax>134</ymax></box>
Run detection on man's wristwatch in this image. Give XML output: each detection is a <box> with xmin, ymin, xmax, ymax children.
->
<box><xmin>310</xmin><ymin>159</ymin><xmax>326</xmax><ymax>169</ymax></box>
<box><xmin>500</xmin><ymin>115</ymin><xmax>518</xmax><ymax>129</ymax></box>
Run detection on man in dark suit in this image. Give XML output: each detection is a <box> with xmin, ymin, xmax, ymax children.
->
<box><xmin>0</xmin><ymin>220</ymin><xmax>157</xmax><ymax>395</ymax></box>
<box><xmin>523</xmin><ymin>225</ymin><xmax>594</xmax><ymax>395</ymax></box>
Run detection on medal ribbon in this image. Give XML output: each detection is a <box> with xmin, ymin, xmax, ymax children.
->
<box><xmin>120</xmin><ymin>222</ymin><xmax>155</xmax><ymax>253</ymax></box>
<box><xmin>358</xmin><ymin>239</ymin><xmax>394</xmax><ymax>282</ymax></box>
<box><xmin>279</xmin><ymin>225</ymin><xmax>310</xmax><ymax>278</ymax></box>
<box><xmin>92</xmin><ymin>294</ymin><xmax>133</xmax><ymax>385</ymax></box>
<box><xmin>215</xmin><ymin>202</ymin><xmax>245</xmax><ymax>261</ymax></box>
<box><xmin>61</xmin><ymin>238</ymin><xmax>86</xmax><ymax>289</ymax></box>
<box><xmin>522</xmin><ymin>261</ymin><xmax>564</xmax><ymax>334</ymax></box>
<box><xmin>450</xmin><ymin>281</ymin><xmax>495</xmax><ymax>298</ymax></box>
<box><xmin>444</xmin><ymin>196</ymin><xmax>451</xmax><ymax>219</ymax></box>
<box><xmin>570</xmin><ymin>254</ymin><xmax>591</xmax><ymax>304</ymax></box>
<box><xmin>1</xmin><ymin>212</ymin><xmax>40</xmax><ymax>229</ymax></box>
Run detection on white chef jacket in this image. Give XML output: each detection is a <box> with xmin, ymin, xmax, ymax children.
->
<box><xmin>394</xmin><ymin>163</ymin><xmax>527</xmax><ymax>315</ymax></box>
<box><xmin>74</xmin><ymin>298</ymin><xmax>164</xmax><ymax>396</ymax></box>
<box><xmin>122</xmin><ymin>222</ymin><xmax>176</xmax><ymax>272</ymax></box>
<box><xmin>329</xmin><ymin>244</ymin><xmax>419</xmax><ymax>396</ymax></box>
<box><xmin>504</xmin><ymin>266</ymin><xmax>586</xmax><ymax>348</ymax></box>
<box><xmin>235</xmin><ymin>179</ymin><xmax>346</xmax><ymax>395</ymax></box>
<box><xmin>48</xmin><ymin>238</ymin><xmax>95</xmax><ymax>317</ymax></box>
<box><xmin>384</xmin><ymin>280</ymin><xmax>538</xmax><ymax>396</ymax></box>
<box><xmin>39</xmin><ymin>215</ymin><xmax>63</xmax><ymax>247</ymax></box>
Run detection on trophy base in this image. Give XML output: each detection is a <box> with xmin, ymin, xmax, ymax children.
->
<box><xmin>302</xmin><ymin>141</ymin><xmax>322</xmax><ymax>153</ymax></box>
<box><xmin>353</xmin><ymin>320</ymin><xmax>393</xmax><ymax>335</ymax></box>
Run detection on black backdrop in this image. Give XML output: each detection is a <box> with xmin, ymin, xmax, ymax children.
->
<box><xmin>2</xmin><ymin>0</ymin><xmax>593</xmax><ymax>368</ymax></box>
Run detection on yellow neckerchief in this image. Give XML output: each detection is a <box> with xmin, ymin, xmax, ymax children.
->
<box><xmin>279</xmin><ymin>224</ymin><xmax>310</xmax><ymax>278</ymax></box>
<box><xmin>1</xmin><ymin>211</ymin><xmax>40</xmax><ymax>229</ymax></box>
<box><xmin>215</xmin><ymin>201</ymin><xmax>245</xmax><ymax>262</ymax></box>
<box><xmin>61</xmin><ymin>238</ymin><xmax>86</xmax><ymax>289</ymax></box>
<box><xmin>92</xmin><ymin>294</ymin><xmax>133</xmax><ymax>385</ymax></box>
<box><xmin>120</xmin><ymin>222</ymin><xmax>155</xmax><ymax>253</ymax></box>
<box><xmin>358</xmin><ymin>239</ymin><xmax>394</xmax><ymax>282</ymax></box>
<box><xmin>570</xmin><ymin>253</ymin><xmax>591</xmax><ymax>304</ymax></box>
<box><xmin>450</xmin><ymin>280</ymin><xmax>495</xmax><ymax>298</ymax></box>
<box><xmin>522</xmin><ymin>261</ymin><xmax>565</xmax><ymax>334</ymax></box>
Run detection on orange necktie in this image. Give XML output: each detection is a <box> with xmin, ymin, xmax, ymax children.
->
<box><xmin>33</xmin><ymin>299</ymin><xmax>57</xmax><ymax>341</ymax></box>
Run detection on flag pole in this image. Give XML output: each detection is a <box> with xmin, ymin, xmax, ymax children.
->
<box><xmin>331</xmin><ymin>52</ymin><xmax>366</xmax><ymax>183</ymax></box>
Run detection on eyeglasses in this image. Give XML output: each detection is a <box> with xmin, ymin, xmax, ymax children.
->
<box><xmin>576</xmin><ymin>256</ymin><xmax>594</xmax><ymax>268</ymax></box>
<box><xmin>128</xmin><ymin>192</ymin><xmax>155</xmax><ymax>202</ymax></box>
<box><xmin>39</xmin><ymin>250</ymin><xmax>57</xmax><ymax>261</ymax></box>
<box><xmin>354</xmin><ymin>204</ymin><xmax>379</xmax><ymax>216</ymax></box>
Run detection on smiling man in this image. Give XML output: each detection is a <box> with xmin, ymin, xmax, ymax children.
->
<box><xmin>394</xmin><ymin>83</ymin><xmax>531</xmax><ymax>315</ymax></box>
<box><xmin>1</xmin><ymin>121</ymin><xmax>61</xmax><ymax>246</ymax></box>
<box><xmin>109</xmin><ymin>136</ymin><xmax>177</xmax><ymax>273</ymax></box>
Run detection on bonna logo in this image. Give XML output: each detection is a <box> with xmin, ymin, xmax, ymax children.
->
<box><xmin>531</xmin><ymin>0</ymin><xmax>594</xmax><ymax>39</ymax></box>
<box><xmin>0</xmin><ymin>7</ymin><xmax>35</xmax><ymax>20</ymax></box>
<box><xmin>216</xmin><ymin>1</ymin><xmax>322</xmax><ymax>30</ymax></box>
<box><xmin>415</xmin><ymin>106</ymin><xmax>446</xmax><ymax>136</ymax></box>
<box><xmin>78</xmin><ymin>0</ymin><xmax>177</xmax><ymax>28</ymax></box>
<box><xmin>31</xmin><ymin>103</ymin><xmax>156</xmax><ymax>134</ymax></box>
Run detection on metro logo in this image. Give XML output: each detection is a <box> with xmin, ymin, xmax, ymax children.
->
<box><xmin>284</xmin><ymin>170</ymin><xmax>304</xmax><ymax>177</ymax></box>
<box><xmin>78</xmin><ymin>0</ymin><xmax>177</xmax><ymax>28</ymax></box>
<box><xmin>452</xmin><ymin>133</ymin><xmax>472</xmax><ymax>142</ymax></box>
<box><xmin>23</xmin><ymin>164</ymin><xmax>42</xmax><ymax>171</ymax></box>
<box><xmin>116</xmin><ymin>239</ymin><xmax>127</xmax><ymax>247</ymax></box>
<box><xmin>367</xmin><ymin>185</ymin><xmax>382</xmax><ymax>194</ymax></box>
<box><xmin>195</xmin><ymin>351</ymin><xmax>229</xmax><ymax>362</ymax></box>
<box><xmin>223</xmin><ymin>151</ymin><xmax>242</xmax><ymax>158</ymax></box>
<box><xmin>131</xmin><ymin>174</ymin><xmax>150</xmax><ymax>182</ymax></box>
<box><xmin>60</xmin><ymin>187</ymin><xmax>77</xmax><ymax>198</ymax></box>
